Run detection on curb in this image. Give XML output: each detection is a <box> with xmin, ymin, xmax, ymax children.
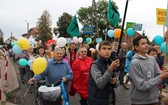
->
<box><xmin>6</xmin><ymin>59</ymin><xmax>20</xmax><ymax>93</ymax></box>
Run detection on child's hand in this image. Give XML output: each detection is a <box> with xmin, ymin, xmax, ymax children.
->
<box><xmin>108</xmin><ymin>59</ymin><xmax>120</xmax><ymax>72</ymax></box>
<box><xmin>162</xmin><ymin>66</ymin><xmax>167</xmax><ymax>71</ymax></box>
<box><xmin>160</xmin><ymin>70</ymin><xmax>168</xmax><ymax>79</ymax></box>
<box><xmin>110</xmin><ymin>77</ymin><xmax>116</xmax><ymax>84</ymax></box>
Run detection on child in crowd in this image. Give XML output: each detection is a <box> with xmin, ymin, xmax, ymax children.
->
<box><xmin>88</xmin><ymin>41</ymin><xmax>120</xmax><ymax>105</ymax></box>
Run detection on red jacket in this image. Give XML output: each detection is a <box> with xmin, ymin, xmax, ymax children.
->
<box><xmin>72</xmin><ymin>56</ymin><xmax>94</xmax><ymax>99</ymax></box>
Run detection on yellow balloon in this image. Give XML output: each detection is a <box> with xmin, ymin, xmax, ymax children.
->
<box><xmin>32</xmin><ymin>57</ymin><xmax>47</xmax><ymax>74</ymax></box>
<box><xmin>18</xmin><ymin>38</ymin><xmax>30</xmax><ymax>50</ymax></box>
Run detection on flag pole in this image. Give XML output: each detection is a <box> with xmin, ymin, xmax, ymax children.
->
<box><xmin>164</xmin><ymin>0</ymin><xmax>168</xmax><ymax>66</ymax></box>
<box><xmin>163</xmin><ymin>29</ymin><xmax>168</xmax><ymax>66</ymax></box>
<box><xmin>117</xmin><ymin>0</ymin><xmax>129</xmax><ymax>56</ymax></box>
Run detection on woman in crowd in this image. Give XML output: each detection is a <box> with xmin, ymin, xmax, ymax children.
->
<box><xmin>61</xmin><ymin>46</ymin><xmax>70</xmax><ymax>66</ymax></box>
<box><xmin>46</xmin><ymin>45</ymin><xmax>54</xmax><ymax>59</ymax></box>
<box><xmin>71</xmin><ymin>47</ymin><xmax>94</xmax><ymax>105</ymax></box>
<box><xmin>33</xmin><ymin>46</ymin><xmax>50</xmax><ymax>61</ymax></box>
<box><xmin>29</xmin><ymin>47</ymin><xmax>73</xmax><ymax>104</ymax></box>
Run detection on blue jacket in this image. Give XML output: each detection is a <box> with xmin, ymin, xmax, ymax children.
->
<box><xmin>34</xmin><ymin>58</ymin><xmax>73</xmax><ymax>93</ymax></box>
<box><xmin>124</xmin><ymin>50</ymin><xmax>134</xmax><ymax>73</ymax></box>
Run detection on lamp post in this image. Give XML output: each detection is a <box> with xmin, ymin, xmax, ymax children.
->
<box><xmin>25</xmin><ymin>20</ymin><xmax>29</xmax><ymax>37</ymax></box>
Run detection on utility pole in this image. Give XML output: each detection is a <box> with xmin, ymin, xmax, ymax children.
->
<box><xmin>92</xmin><ymin>0</ymin><xmax>99</xmax><ymax>38</ymax></box>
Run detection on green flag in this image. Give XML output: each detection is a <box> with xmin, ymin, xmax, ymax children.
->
<box><xmin>67</xmin><ymin>15</ymin><xmax>80</xmax><ymax>37</ymax></box>
<box><xmin>107</xmin><ymin>0</ymin><xmax>120</xmax><ymax>27</ymax></box>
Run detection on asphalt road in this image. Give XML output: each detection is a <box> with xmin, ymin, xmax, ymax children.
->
<box><xmin>8</xmin><ymin>80</ymin><xmax>131</xmax><ymax>105</ymax></box>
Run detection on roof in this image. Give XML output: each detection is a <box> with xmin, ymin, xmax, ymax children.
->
<box><xmin>29</xmin><ymin>27</ymin><xmax>38</xmax><ymax>33</ymax></box>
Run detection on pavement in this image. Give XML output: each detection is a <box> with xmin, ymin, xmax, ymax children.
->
<box><xmin>0</xmin><ymin>57</ymin><xmax>20</xmax><ymax>105</ymax></box>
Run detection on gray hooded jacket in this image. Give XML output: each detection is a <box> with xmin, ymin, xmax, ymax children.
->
<box><xmin>129</xmin><ymin>53</ymin><xmax>162</xmax><ymax>104</ymax></box>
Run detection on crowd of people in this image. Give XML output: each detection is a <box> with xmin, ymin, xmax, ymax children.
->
<box><xmin>6</xmin><ymin>35</ymin><xmax>168</xmax><ymax>105</ymax></box>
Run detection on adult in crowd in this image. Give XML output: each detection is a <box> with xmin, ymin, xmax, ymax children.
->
<box><xmin>110</xmin><ymin>42</ymin><xmax>119</xmax><ymax>61</ymax></box>
<box><xmin>66</xmin><ymin>42</ymin><xmax>78</xmax><ymax>67</ymax></box>
<box><xmin>29</xmin><ymin>47</ymin><xmax>73</xmax><ymax>97</ymax></box>
<box><xmin>83</xmin><ymin>44</ymin><xmax>91</xmax><ymax>57</ymax></box>
<box><xmin>153</xmin><ymin>45</ymin><xmax>164</xmax><ymax>69</ymax></box>
<box><xmin>46</xmin><ymin>45</ymin><xmax>54</xmax><ymax>59</ymax></box>
<box><xmin>61</xmin><ymin>46</ymin><xmax>70</xmax><ymax>66</ymax></box>
<box><xmin>33</xmin><ymin>40</ymin><xmax>42</xmax><ymax>54</ymax></box>
<box><xmin>72</xmin><ymin>47</ymin><xmax>93</xmax><ymax>105</ymax></box>
<box><xmin>118</xmin><ymin>42</ymin><xmax>127</xmax><ymax>85</ymax></box>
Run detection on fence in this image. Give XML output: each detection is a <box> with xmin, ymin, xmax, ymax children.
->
<box><xmin>0</xmin><ymin>48</ymin><xmax>8</xmax><ymax>104</ymax></box>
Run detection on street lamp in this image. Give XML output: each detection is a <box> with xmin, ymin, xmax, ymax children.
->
<box><xmin>25</xmin><ymin>20</ymin><xmax>29</xmax><ymax>37</ymax></box>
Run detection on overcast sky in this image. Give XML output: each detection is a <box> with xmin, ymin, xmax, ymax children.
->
<box><xmin>0</xmin><ymin>0</ymin><xmax>167</xmax><ymax>41</ymax></box>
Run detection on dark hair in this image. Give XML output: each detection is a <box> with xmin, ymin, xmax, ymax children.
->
<box><xmin>98</xmin><ymin>41</ymin><xmax>112</xmax><ymax>51</ymax></box>
<box><xmin>133</xmin><ymin>35</ymin><xmax>147</xmax><ymax>46</ymax></box>
<box><xmin>61</xmin><ymin>47</ymin><xmax>67</xmax><ymax>58</ymax></box>
<box><xmin>147</xmin><ymin>47</ymin><xmax>157</xmax><ymax>54</ymax></box>
<box><xmin>37</xmin><ymin>46</ymin><xmax>45</xmax><ymax>55</ymax></box>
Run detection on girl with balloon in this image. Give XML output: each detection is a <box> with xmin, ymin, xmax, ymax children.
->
<box><xmin>30</xmin><ymin>46</ymin><xmax>50</xmax><ymax>80</ymax></box>
<box><xmin>33</xmin><ymin>46</ymin><xmax>50</xmax><ymax>61</ymax></box>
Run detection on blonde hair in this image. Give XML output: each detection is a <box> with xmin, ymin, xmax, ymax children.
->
<box><xmin>28</xmin><ymin>46</ymin><xmax>34</xmax><ymax>51</ymax></box>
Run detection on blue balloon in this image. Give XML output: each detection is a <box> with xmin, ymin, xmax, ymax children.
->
<box><xmin>19</xmin><ymin>58</ymin><xmax>28</xmax><ymax>66</ymax></box>
<box><xmin>12</xmin><ymin>45</ymin><xmax>22</xmax><ymax>54</ymax></box>
<box><xmin>154</xmin><ymin>35</ymin><xmax>164</xmax><ymax>46</ymax></box>
<box><xmin>107</xmin><ymin>30</ymin><xmax>114</xmax><ymax>38</ymax></box>
<box><xmin>160</xmin><ymin>42</ymin><xmax>168</xmax><ymax>54</ymax></box>
<box><xmin>27</xmin><ymin>60</ymin><xmax>33</xmax><ymax>66</ymax></box>
<box><xmin>65</xmin><ymin>102</ymin><xmax>69</xmax><ymax>105</ymax></box>
<box><xmin>86</xmin><ymin>38</ymin><xmax>91</xmax><ymax>43</ymax></box>
<box><xmin>11</xmin><ymin>42</ymin><xmax>14</xmax><ymax>46</ymax></box>
<box><xmin>127</xmin><ymin>28</ymin><xmax>135</xmax><ymax>37</ymax></box>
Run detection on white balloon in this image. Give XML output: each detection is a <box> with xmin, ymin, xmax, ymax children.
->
<box><xmin>56</xmin><ymin>37</ymin><xmax>67</xmax><ymax>47</ymax></box>
<box><xmin>89</xmin><ymin>48</ymin><xmax>94</xmax><ymax>51</ymax></box>
<box><xmin>78</xmin><ymin>37</ymin><xmax>83</xmax><ymax>43</ymax></box>
<box><xmin>72</xmin><ymin>37</ymin><xmax>78</xmax><ymax>43</ymax></box>
<box><xmin>96</xmin><ymin>43</ymin><xmax>99</xmax><ymax>51</ymax></box>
